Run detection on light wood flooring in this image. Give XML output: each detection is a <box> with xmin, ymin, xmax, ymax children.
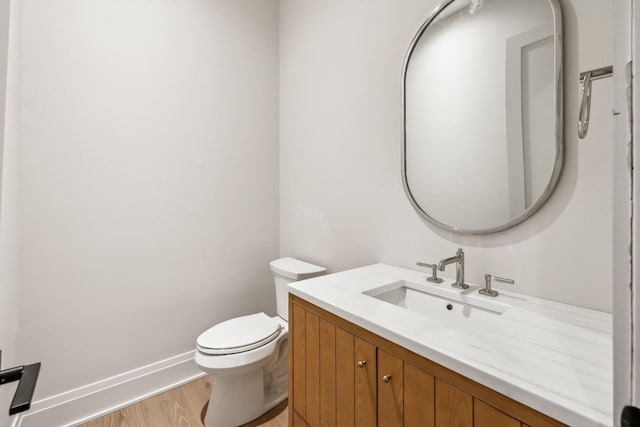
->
<box><xmin>79</xmin><ymin>376</ymin><xmax>288</xmax><ymax>427</ymax></box>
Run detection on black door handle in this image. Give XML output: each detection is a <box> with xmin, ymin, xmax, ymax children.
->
<box><xmin>622</xmin><ymin>405</ymin><xmax>640</xmax><ymax>427</ymax></box>
<box><xmin>0</xmin><ymin>362</ymin><xmax>41</xmax><ymax>415</ymax></box>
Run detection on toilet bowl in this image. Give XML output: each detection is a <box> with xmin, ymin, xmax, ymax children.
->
<box><xmin>195</xmin><ymin>257</ymin><xmax>326</xmax><ymax>427</ymax></box>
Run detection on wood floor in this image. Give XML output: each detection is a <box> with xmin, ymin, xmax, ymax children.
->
<box><xmin>79</xmin><ymin>376</ymin><xmax>288</xmax><ymax>427</ymax></box>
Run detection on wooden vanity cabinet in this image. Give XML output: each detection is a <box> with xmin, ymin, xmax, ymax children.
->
<box><xmin>289</xmin><ymin>295</ymin><xmax>566</xmax><ymax>427</ymax></box>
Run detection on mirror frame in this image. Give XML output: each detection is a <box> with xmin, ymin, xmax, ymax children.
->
<box><xmin>401</xmin><ymin>0</ymin><xmax>563</xmax><ymax>235</ymax></box>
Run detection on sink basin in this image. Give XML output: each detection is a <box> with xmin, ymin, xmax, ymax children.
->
<box><xmin>363</xmin><ymin>281</ymin><xmax>507</xmax><ymax>330</ymax></box>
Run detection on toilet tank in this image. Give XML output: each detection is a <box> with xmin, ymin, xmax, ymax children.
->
<box><xmin>270</xmin><ymin>257</ymin><xmax>326</xmax><ymax>321</ymax></box>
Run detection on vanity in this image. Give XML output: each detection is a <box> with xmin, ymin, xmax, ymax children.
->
<box><xmin>287</xmin><ymin>264</ymin><xmax>612</xmax><ymax>427</ymax></box>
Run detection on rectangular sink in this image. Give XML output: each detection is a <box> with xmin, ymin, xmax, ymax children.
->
<box><xmin>363</xmin><ymin>281</ymin><xmax>507</xmax><ymax>330</ymax></box>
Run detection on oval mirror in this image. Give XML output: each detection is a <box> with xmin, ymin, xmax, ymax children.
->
<box><xmin>402</xmin><ymin>0</ymin><xmax>563</xmax><ymax>234</ymax></box>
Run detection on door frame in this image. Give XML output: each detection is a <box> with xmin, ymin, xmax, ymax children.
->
<box><xmin>613</xmin><ymin>0</ymin><xmax>636</xmax><ymax>425</ymax></box>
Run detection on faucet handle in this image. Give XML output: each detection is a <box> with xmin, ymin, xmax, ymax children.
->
<box><xmin>479</xmin><ymin>274</ymin><xmax>514</xmax><ymax>297</ymax></box>
<box><xmin>416</xmin><ymin>262</ymin><xmax>443</xmax><ymax>283</ymax></box>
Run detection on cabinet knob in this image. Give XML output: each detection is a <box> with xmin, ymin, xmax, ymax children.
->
<box><xmin>382</xmin><ymin>374</ymin><xmax>392</xmax><ymax>383</ymax></box>
<box><xmin>357</xmin><ymin>360</ymin><xmax>367</xmax><ymax>368</ymax></box>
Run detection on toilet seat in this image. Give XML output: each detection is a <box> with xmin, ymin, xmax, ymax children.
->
<box><xmin>197</xmin><ymin>313</ymin><xmax>281</xmax><ymax>355</ymax></box>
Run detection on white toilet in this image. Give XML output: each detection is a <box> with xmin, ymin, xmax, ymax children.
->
<box><xmin>195</xmin><ymin>257</ymin><xmax>326</xmax><ymax>427</ymax></box>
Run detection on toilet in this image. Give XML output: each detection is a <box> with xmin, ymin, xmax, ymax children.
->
<box><xmin>195</xmin><ymin>257</ymin><xmax>326</xmax><ymax>427</ymax></box>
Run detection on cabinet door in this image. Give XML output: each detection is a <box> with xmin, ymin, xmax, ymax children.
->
<box><xmin>319</xmin><ymin>319</ymin><xmax>336</xmax><ymax>427</ymax></box>
<box><xmin>335</xmin><ymin>327</ymin><xmax>355</xmax><ymax>427</ymax></box>
<box><xmin>474</xmin><ymin>399</ymin><xmax>521</xmax><ymax>427</ymax></box>
<box><xmin>435</xmin><ymin>379</ymin><xmax>472</xmax><ymax>427</ymax></box>
<box><xmin>378</xmin><ymin>350</ymin><xmax>404</xmax><ymax>427</ymax></box>
<box><xmin>292</xmin><ymin>304</ymin><xmax>307</xmax><ymax>419</ymax></box>
<box><xmin>306</xmin><ymin>312</ymin><xmax>320</xmax><ymax>426</ymax></box>
<box><xmin>404</xmin><ymin>363</ymin><xmax>435</xmax><ymax>427</ymax></box>
<box><xmin>354</xmin><ymin>337</ymin><xmax>376</xmax><ymax>427</ymax></box>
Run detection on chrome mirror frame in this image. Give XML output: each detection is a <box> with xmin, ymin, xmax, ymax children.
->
<box><xmin>401</xmin><ymin>0</ymin><xmax>563</xmax><ymax>235</ymax></box>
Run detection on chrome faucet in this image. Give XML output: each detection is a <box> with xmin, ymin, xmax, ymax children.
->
<box><xmin>438</xmin><ymin>248</ymin><xmax>469</xmax><ymax>289</ymax></box>
<box><xmin>480</xmin><ymin>274</ymin><xmax>514</xmax><ymax>297</ymax></box>
<box><xmin>416</xmin><ymin>262</ymin><xmax>443</xmax><ymax>283</ymax></box>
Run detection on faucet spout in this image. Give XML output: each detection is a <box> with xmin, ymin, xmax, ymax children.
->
<box><xmin>438</xmin><ymin>255</ymin><xmax>460</xmax><ymax>271</ymax></box>
<box><xmin>437</xmin><ymin>248</ymin><xmax>469</xmax><ymax>289</ymax></box>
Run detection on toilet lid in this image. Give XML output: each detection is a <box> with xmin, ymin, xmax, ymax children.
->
<box><xmin>197</xmin><ymin>313</ymin><xmax>281</xmax><ymax>355</ymax></box>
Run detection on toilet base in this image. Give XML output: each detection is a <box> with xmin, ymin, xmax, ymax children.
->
<box><xmin>203</xmin><ymin>370</ymin><xmax>287</xmax><ymax>427</ymax></box>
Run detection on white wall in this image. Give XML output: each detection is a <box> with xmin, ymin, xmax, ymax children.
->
<box><xmin>14</xmin><ymin>0</ymin><xmax>279</xmax><ymax>399</ymax></box>
<box><xmin>0</xmin><ymin>0</ymin><xmax>19</xmax><ymax>424</ymax></box>
<box><xmin>279</xmin><ymin>0</ymin><xmax>614</xmax><ymax>313</ymax></box>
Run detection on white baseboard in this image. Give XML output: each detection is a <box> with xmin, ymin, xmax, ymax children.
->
<box><xmin>13</xmin><ymin>350</ymin><xmax>206</xmax><ymax>427</ymax></box>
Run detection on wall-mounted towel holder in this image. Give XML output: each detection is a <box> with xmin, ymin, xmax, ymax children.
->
<box><xmin>578</xmin><ymin>65</ymin><xmax>613</xmax><ymax>139</ymax></box>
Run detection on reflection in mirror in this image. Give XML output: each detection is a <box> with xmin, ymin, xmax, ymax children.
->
<box><xmin>403</xmin><ymin>0</ymin><xmax>562</xmax><ymax>234</ymax></box>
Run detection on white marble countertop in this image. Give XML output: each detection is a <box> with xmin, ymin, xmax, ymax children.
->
<box><xmin>287</xmin><ymin>263</ymin><xmax>612</xmax><ymax>427</ymax></box>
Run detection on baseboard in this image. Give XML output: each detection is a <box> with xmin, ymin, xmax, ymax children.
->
<box><xmin>12</xmin><ymin>350</ymin><xmax>206</xmax><ymax>427</ymax></box>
